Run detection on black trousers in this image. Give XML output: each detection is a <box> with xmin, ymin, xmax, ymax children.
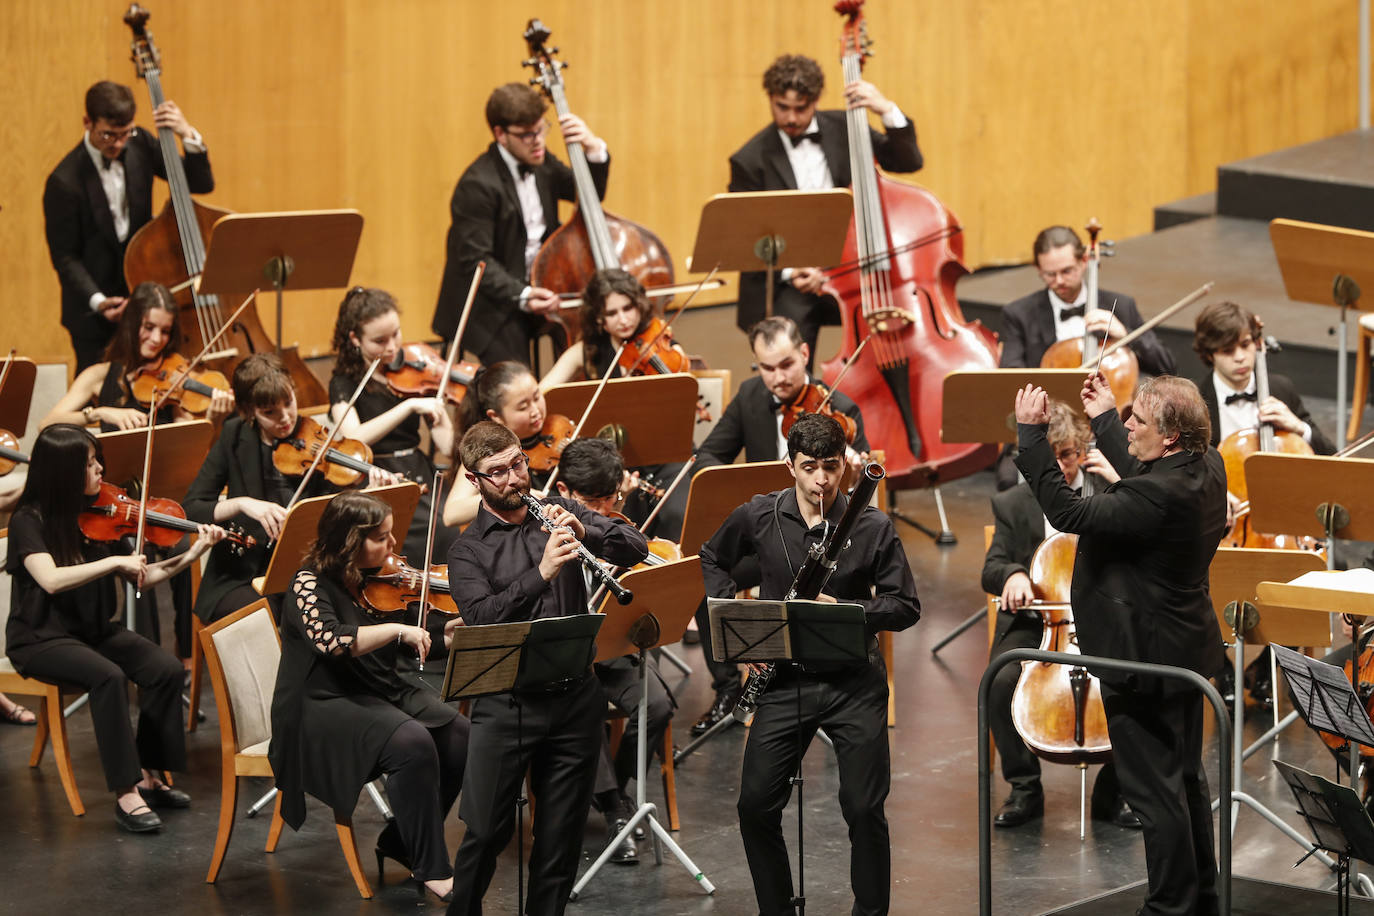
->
<box><xmin>1100</xmin><ymin>683</ymin><xmax>1218</xmax><ymax>916</ymax></box>
<box><xmin>375</xmin><ymin>715</ymin><xmax>470</xmax><ymax>881</ymax></box>
<box><xmin>738</xmin><ymin>660</ymin><xmax>890</xmax><ymax>916</ymax></box>
<box><xmin>20</xmin><ymin>629</ymin><xmax>185</xmax><ymax>791</ymax></box>
<box><xmin>72</xmin><ymin>334</ymin><xmax>112</xmax><ymax>375</ymax></box>
<box><xmin>593</xmin><ymin>657</ymin><xmax>675</xmax><ymax>795</ymax></box>
<box><xmin>694</xmin><ymin>555</ymin><xmax>762</xmax><ymax>694</ymax></box>
<box><xmin>448</xmin><ymin>672</ymin><xmax>603</xmax><ymax>916</ymax></box>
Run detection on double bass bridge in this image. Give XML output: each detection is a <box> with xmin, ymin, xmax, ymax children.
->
<box><xmin>863</xmin><ymin>307</ymin><xmax>915</xmax><ymax>335</ymax></box>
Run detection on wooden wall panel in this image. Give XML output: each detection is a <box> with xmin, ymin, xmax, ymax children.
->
<box><xmin>2</xmin><ymin>0</ymin><xmax>1367</xmax><ymax>369</ymax></box>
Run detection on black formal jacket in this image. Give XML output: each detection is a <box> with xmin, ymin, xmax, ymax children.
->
<box><xmin>726</xmin><ymin>109</ymin><xmax>922</xmax><ymax>332</ymax></box>
<box><xmin>43</xmin><ymin>129</ymin><xmax>214</xmax><ymax>345</ymax></box>
<box><xmin>980</xmin><ymin>484</ymin><xmax>1045</xmax><ymax>598</ymax></box>
<box><xmin>1196</xmin><ymin>371</ymin><xmax>1335</xmax><ymax>455</ymax></box>
<box><xmin>998</xmin><ymin>288</ymin><xmax>1175</xmax><ymax>377</ymax></box>
<box><xmin>431</xmin><ymin>142</ymin><xmax>610</xmax><ymax>358</ymax></box>
<box><xmin>1015</xmin><ymin>411</ymin><xmax>1227</xmax><ymax>691</ymax></box>
<box><xmin>697</xmin><ymin>375</ymin><xmax>869</xmax><ymax>465</ymax></box>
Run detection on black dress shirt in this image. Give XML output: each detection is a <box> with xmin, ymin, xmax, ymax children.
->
<box><xmin>448</xmin><ymin>496</ymin><xmax>648</xmax><ymax>626</ymax></box>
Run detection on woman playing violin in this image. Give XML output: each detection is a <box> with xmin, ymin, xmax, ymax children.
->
<box><xmin>42</xmin><ymin>281</ymin><xmax>234</xmax><ymax>432</ymax></box>
<box><xmin>330</xmin><ymin>287</ymin><xmax>456</xmax><ymax>563</ymax></box>
<box><xmin>270</xmin><ymin>491</ymin><xmax>468</xmax><ymax>903</ymax></box>
<box><xmin>183</xmin><ymin>354</ymin><xmax>398</xmax><ymax>624</ymax></box>
<box><xmin>5</xmin><ymin>424</ymin><xmax>224</xmax><ymax>833</ymax></box>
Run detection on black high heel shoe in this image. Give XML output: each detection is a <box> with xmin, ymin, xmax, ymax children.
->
<box><xmin>374</xmin><ymin>821</ymin><xmax>412</xmax><ymax>881</ymax></box>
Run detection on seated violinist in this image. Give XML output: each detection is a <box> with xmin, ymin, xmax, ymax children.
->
<box><xmin>6</xmin><ymin>424</ymin><xmax>225</xmax><ymax>833</ymax></box>
<box><xmin>329</xmin><ymin>286</ymin><xmax>456</xmax><ymax>564</ymax></box>
<box><xmin>183</xmin><ymin>353</ymin><xmax>399</xmax><ymax>624</ymax></box>
<box><xmin>554</xmin><ymin>437</ymin><xmax>676</xmax><ymax>865</ymax></box>
<box><xmin>270</xmin><ymin>490</ymin><xmax>468</xmax><ymax>903</ymax></box>
<box><xmin>982</xmin><ymin>400</ymin><xmax>1138</xmax><ymax>829</ymax></box>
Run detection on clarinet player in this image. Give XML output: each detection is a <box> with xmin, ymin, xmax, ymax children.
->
<box><xmin>699</xmin><ymin>413</ymin><xmax>920</xmax><ymax>916</ymax></box>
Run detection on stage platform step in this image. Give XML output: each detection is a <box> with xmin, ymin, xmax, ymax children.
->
<box><xmin>1154</xmin><ymin>190</ymin><xmax>1216</xmax><ymax>231</ymax></box>
<box><xmin>1216</xmin><ymin>129</ymin><xmax>1374</xmax><ymax>231</ymax></box>
<box><xmin>1041</xmin><ymin>875</ymin><xmax>1374</xmax><ymax>915</ymax></box>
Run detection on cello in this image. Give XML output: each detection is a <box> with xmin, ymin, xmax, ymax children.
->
<box><xmin>820</xmin><ymin>1</ymin><xmax>1000</xmax><ymax>488</ymax></box>
<box><xmin>522</xmin><ymin>19</ymin><xmax>676</xmax><ymax>347</ymax></box>
<box><xmin>120</xmin><ymin>5</ymin><xmax>328</xmax><ymax>408</ymax></box>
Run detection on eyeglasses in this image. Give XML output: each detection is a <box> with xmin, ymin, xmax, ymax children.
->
<box><xmin>573</xmin><ymin>490</ymin><xmax>623</xmax><ymax>512</ymax></box>
<box><xmin>470</xmin><ymin>453</ymin><xmax>530</xmax><ymax>484</ymax></box>
<box><xmin>96</xmin><ymin>126</ymin><xmax>136</xmax><ymax>143</ymax></box>
<box><xmin>505</xmin><ymin>121</ymin><xmax>550</xmax><ymax>143</ymax></box>
<box><xmin>1038</xmin><ymin>264</ymin><xmax>1082</xmax><ymax>283</ymax></box>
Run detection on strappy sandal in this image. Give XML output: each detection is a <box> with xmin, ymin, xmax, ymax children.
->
<box><xmin>2</xmin><ymin>703</ymin><xmax>36</xmax><ymax>726</ymax></box>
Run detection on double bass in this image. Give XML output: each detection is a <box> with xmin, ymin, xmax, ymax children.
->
<box><xmin>820</xmin><ymin>1</ymin><xmax>1000</xmax><ymax>488</ymax></box>
<box><xmin>522</xmin><ymin>20</ymin><xmax>676</xmax><ymax>347</ymax></box>
<box><xmin>120</xmin><ymin>5</ymin><xmax>328</xmax><ymax>407</ymax></box>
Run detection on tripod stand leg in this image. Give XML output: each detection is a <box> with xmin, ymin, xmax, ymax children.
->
<box><xmin>671</xmin><ymin>709</ymin><xmax>737</xmax><ymax>764</ymax></box>
<box><xmin>929</xmin><ymin>605</ymin><xmax>988</xmax><ymax>655</ymax></box>
<box><xmin>887</xmin><ymin>489</ymin><xmax>958</xmax><ymax>546</ymax></box>
<box><xmin>657</xmin><ymin>646</ymin><xmax>692</xmax><ymax>678</ymax></box>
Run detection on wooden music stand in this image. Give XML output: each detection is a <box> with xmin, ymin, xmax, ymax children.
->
<box><xmin>0</xmin><ymin>357</ymin><xmax>38</xmax><ymax>434</ymax></box>
<box><xmin>1269</xmin><ymin>218</ymin><xmax>1374</xmax><ymax>447</ymax></box>
<box><xmin>255</xmin><ymin>483</ymin><xmax>420</xmax><ymax>596</ymax></box>
<box><xmin>96</xmin><ymin>420</ymin><xmax>213</xmax><ymax>502</ymax></box>
<box><xmin>199</xmin><ymin>210</ymin><xmax>365</xmax><ymax>353</ymax></box>
<box><xmin>690</xmin><ymin>190</ymin><xmax>853</xmax><ymax>318</ymax></box>
<box><xmin>940</xmin><ymin>369</ymin><xmax>1091</xmax><ymax>444</ymax></box>
<box><xmin>543</xmin><ymin>375</ymin><xmax>698</xmax><ymax>467</ymax></box>
<box><xmin>1245</xmin><ymin>452</ymin><xmax>1374</xmax><ymax>548</ymax></box>
<box><xmin>679</xmin><ymin>461</ymin><xmax>794</xmax><ymax>556</ymax></box>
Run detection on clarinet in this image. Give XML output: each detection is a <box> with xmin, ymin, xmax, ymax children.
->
<box><xmin>519</xmin><ymin>490</ymin><xmax>635</xmax><ymax>605</ymax></box>
<box><xmin>733</xmin><ymin>462</ymin><xmax>886</xmax><ymax>722</ymax></box>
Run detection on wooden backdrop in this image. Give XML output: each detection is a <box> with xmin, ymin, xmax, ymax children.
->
<box><xmin>2</xmin><ymin>0</ymin><xmax>1366</xmax><ymax>368</ymax></box>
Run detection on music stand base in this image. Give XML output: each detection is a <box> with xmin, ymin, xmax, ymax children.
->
<box><xmin>930</xmin><ymin>605</ymin><xmax>989</xmax><ymax>655</ymax></box>
<box><xmin>888</xmin><ymin>489</ymin><xmax>957</xmax><ymax>545</ymax></box>
<box><xmin>671</xmin><ymin>709</ymin><xmax>739</xmax><ymax>764</ymax></box>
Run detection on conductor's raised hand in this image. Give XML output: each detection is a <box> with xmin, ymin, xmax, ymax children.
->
<box><xmin>1014</xmin><ymin>384</ymin><xmax>1050</xmax><ymax>425</ymax></box>
<box><xmin>1080</xmin><ymin>371</ymin><xmax>1116</xmax><ymax>419</ymax></box>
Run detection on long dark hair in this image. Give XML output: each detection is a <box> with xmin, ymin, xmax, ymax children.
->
<box><xmin>456</xmin><ymin>360</ymin><xmax>535</xmax><ymax>431</ymax></box>
<box><xmin>17</xmin><ymin>424</ymin><xmax>101</xmax><ymax>566</ymax></box>
<box><xmin>331</xmin><ymin>286</ymin><xmax>399</xmax><ymax>382</ymax></box>
<box><xmin>303</xmin><ymin>491</ymin><xmax>391</xmax><ymax>594</ymax></box>
<box><xmin>579</xmin><ymin>268</ymin><xmax>652</xmax><ymax>379</ymax></box>
<box><xmin>103</xmin><ymin>282</ymin><xmax>179</xmax><ymax>369</ymax></box>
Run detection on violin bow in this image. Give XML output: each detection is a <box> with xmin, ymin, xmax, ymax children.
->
<box><xmin>1080</xmin><ymin>299</ymin><xmax>1120</xmax><ymax>371</ymax></box>
<box><xmin>285</xmin><ymin>357</ymin><xmax>382</xmax><ymax>510</ymax></box>
<box><xmin>540</xmin><ymin>341</ymin><xmax>627</xmax><ymax>495</ymax></box>
<box><xmin>1084</xmin><ymin>282</ymin><xmax>1214</xmax><ymax>372</ymax></box>
<box><xmin>0</xmin><ymin>348</ymin><xmax>16</xmax><ymax>395</ymax></box>
<box><xmin>815</xmin><ymin>334</ymin><xmax>872</xmax><ymax>413</ymax></box>
<box><xmin>415</xmin><ymin>468</ymin><xmax>444</xmax><ymax>672</ymax></box>
<box><xmin>625</xmin><ymin>266</ymin><xmax>720</xmax><ymax>375</ymax></box>
<box><xmin>587</xmin><ymin>455</ymin><xmax>698</xmax><ymax>609</ymax></box>
<box><xmin>436</xmin><ymin>261</ymin><xmax>486</xmax><ymax>405</ymax></box>
<box><xmin>148</xmin><ymin>292</ymin><xmax>256</xmax><ymax>417</ymax></box>
<box><xmin>556</xmin><ymin>276</ymin><xmax>726</xmax><ymax>308</ymax></box>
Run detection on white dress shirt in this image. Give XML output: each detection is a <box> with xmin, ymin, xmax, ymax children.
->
<box><xmin>1047</xmin><ymin>285</ymin><xmax>1088</xmax><ymax>343</ymax></box>
<box><xmin>1211</xmin><ymin>370</ymin><xmax>1312</xmax><ymax>444</ymax></box>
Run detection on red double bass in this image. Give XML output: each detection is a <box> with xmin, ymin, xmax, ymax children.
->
<box><xmin>820</xmin><ymin>1</ymin><xmax>999</xmax><ymax>489</ymax></box>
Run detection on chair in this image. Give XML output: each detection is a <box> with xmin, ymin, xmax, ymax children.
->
<box><xmin>1347</xmin><ymin>312</ymin><xmax>1374</xmax><ymax>442</ymax></box>
<box><xmin>607</xmin><ymin>711</ymin><xmax>680</xmax><ymax>831</ymax></box>
<box><xmin>0</xmin><ymin>530</ymin><xmax>85</xmax><ymax>816</ymax></box>
<box><xmin>199</xmin><ymin>599</ymin><xmax>372</xmax><ymax>898</ymax></box>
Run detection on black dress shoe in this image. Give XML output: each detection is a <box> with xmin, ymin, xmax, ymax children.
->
<box><xmin>115</xmin><ymin>801</ymin><xmax>163</xmax><ymax>833</ymax></box>
<box><xmin>137</xmin><ymin>783</ymin><xmax>191</xmax><ymax>809</ymax></box>
<box><xmin>1093</xmin><ymin>795</ymin><xmax>1142</xmax><ymax>829</ymax></box>
<box><xmin>691</xmin><ymin>688</ymin><xmax>740</xmax><ymax>736</ymax></box>
<box><xmin>993</xmin><ymin>792</ymin><xmax>1044</xmax><ymax>828</ymax></box>
<box><xmin>1215</xmin><ymin>667</ymin><xmax>1236</xmax><ymax>706</ymax></box>
<box><xmin>606</xmin><ymin>815</ymin><xmax>639</xmax><ymax>865</ymax></box>
<box><xmin>618</xmin><ymin>794</ymin><xmax>646</xmax><ymax>841</ymax></box>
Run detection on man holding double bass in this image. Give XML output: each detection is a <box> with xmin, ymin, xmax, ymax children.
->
<box><xmin>1013</xmin><ymin>373</ymin><xmax>1227</xmax><ymax>916</ymax></box>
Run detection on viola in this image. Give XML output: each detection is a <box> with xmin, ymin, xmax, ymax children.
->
<box><xmin>79</xmin><ymin>480</ymin><xmax>254</xmax><ymax>554</ymax></box>
<box><xmin>778</xmin><ymin>383</ymin><xmax>859</xmax><ymax>444</ymax></box>
<box><xmin>522</xmin><ymin>20</ymin><xmax>676</xmax><ymax>348</ymax></box>
<box><xmin>383</xmin><ymin>342</ymin><xmax>480</xmax><ymax>406</ymax></box>
<box><xmin>120</xmin><ymin>6</ymin><xmax>328</xmax><ymax>408</ymax></box>
<box><xmin>272</xmin><ymin>415</ymin><xmax>399</xmax><ymax>488</ymax></box>
<box><xmin>361</xmin><ymin>553</ymin><xmax>459</xmax><ymax>619</ymax></box>
<box><xmin>128</xmin><ymin>351</ymin><xmax>231</xmax><ymax>416</ymax></box>
<box><xmin>525</xmin><ymin>414</ymin><xmax>576</xmax><ymax>473</ymax></box>
<box><xmin>0</xmin><ymin>429</ymin><xmax>29</xmax><ymax>476</ymax></box>
<box><xmin>617</xmin><ymin>318</ymin><xmax>689</xmax><ymax>376</ymax></box>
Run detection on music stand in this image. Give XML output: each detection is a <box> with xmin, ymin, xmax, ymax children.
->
<box><xmin>708</xmin><ymin>596</ymin><xmax>867</xmax><ymax>915</ymax></box>
<box><xmin>690</xmin><ymin>190</ymin><xmax>853</xmax><ymax>319</ymax></box>
<box><xmin>542</xmin><ymin>374</ymin><xmax>698</xmax><ymax>467</ymax></box>
<box><xmin>199</xmin><ymin>210</ymin><xmax>364</xmax><ymax>354</ymax></box>
<box><xmin>1273</xmin><ymin>760</ymin><xmax>1374</xmax><ymax>916</ymax></box>
<box><xmin>940</xmin><ymin>369</ymin><xmax>1092</xmax><ymax>444</ymax></box>
<box><xmin>1270</xmin><ymin>218</ymin><xmax>1374</xmax><ymax>448</ymax></box>
<box><xmin>1245</xmin><ymin>453</ymin><xmax>1374</xmax><ymax>557</ymax></box>
<box><xmin>571</xmin><ymin>557</ymin><xmax>716</xmax><ymax>901</ymax></box>
<box><xmin>0</xmin><ymin>357</ymin><xmax>38</xmax><ymax>434</ymax></box>
<box><xmin>441</xmin><ymin>613</ymin><xmax>603</xmax><ymax>916</ymax></box>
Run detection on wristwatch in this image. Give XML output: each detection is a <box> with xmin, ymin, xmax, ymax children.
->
<box><xmin>82</xmin><ymin>406</ymin><xmax>96</xmax><ymax>425</ymax></box>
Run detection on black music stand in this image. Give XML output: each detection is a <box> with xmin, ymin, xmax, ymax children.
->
<box><xmin>1274</xmin><ymin>760</ymin><xmax>1374</xmax><ymax>916</ymax></box>
<box><xmin>707</xmin><ymin>596</ymin><xmax>868</xmax><ymax>916</ymax></box>
<box><xmin>441</xmin><ymin>614</ymin><xmax>603</xmax><ymax>916</ymax></box>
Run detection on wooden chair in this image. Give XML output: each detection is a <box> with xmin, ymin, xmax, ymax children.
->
<box><xmin>1348</xmin><ymin>312</ymin><xmax>1374</xmax><ymax>442</ymax></box>
<box><xmin>0</xmin><ymin>530</ymin><xmax>85</xmax><ymax>816</ymax></box>
<box><xmin>199</xmin><ymin>599</ymin><xmax>372</xmax><ymax>898</ymax></box>
<box><xmin>606</xmin><ymin>711</ymin><xmax>680</xmax><ymax>831</ymax></box>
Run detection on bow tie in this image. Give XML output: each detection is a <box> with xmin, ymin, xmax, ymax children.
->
<box><xmin>517</xmin><ymin>163</ymin><xmax>534</xmax><ymax>179</ymax></box>
<box><xmin>788</xmin><ymin>131</ymin><xmax>820</xmax><ymax>148</ymax></box>
<box><xmin>769</xmin><ymin>395</ymin><xmax>785</xmax><ymax>411</ymax></box>
<box><xmin>101</xmin><ymin>152</ymin><xmax>124</xmax><ymax>171</ymax></box>
<box><xmin>1224</xmin><ymin>389</ymin><xmax>1257</xmax><ymax>405</ymax></box>
<box><xmin>1058</xmin><ymin>304</ymin><xmax>1086</xmax><ymax>321</ymax></box>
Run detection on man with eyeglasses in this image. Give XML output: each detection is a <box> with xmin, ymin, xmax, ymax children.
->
<box><xmin>43</xmin><ymin>80</ymin><xmax>213</xmax><ymax>371</ymax></box>
<box><xmin>446</xmin><ymin>421</ymin><xmax>647</xmax><ymax>915</ymax></box>
<box><xmin>432</xmin><ymin>82</ymin><xmax>610</xmax><ymax>368</ymax></box>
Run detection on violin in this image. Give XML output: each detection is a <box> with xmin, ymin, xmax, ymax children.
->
<box><xmin>617</xmin><ymin>318</ymin><xmax>689</xmax><ymax>376</ymax></box>
<box><xmin>128</xmin><ymin>351</ymin><xmax>231</xmax><ymax>416</ymax></box>
<box><xmin>361</xmin><ymin>552</ymin><xmax>459</xmax><ymax>619</ymax></box>
<box><xmin>0</xmin><ymin>429</ymin><xmax>29</xmax><ymax>476</ymax></box>
<box><xmin>525</xmin><ymin>414</ymin><xmax>576</xmax><ymax>473</ymax></box>
<box><xmin>778</xmin><ymin>383</ymin><xmax>859</xmax><ymax>444</ymax></box>
<box><xmin>272</xmin><ymin>415</ymin><xmax>400</xmax><ymax>488</ymax></box>
<box><xmin>79</xmin><ymin>480</ymin><xmax>254</xmax><ymax>554</ymax></box>
<box><xmin>382</xmin><ymin>342</ymin><xmax>481</xmax><ymax>406</ymax></box>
